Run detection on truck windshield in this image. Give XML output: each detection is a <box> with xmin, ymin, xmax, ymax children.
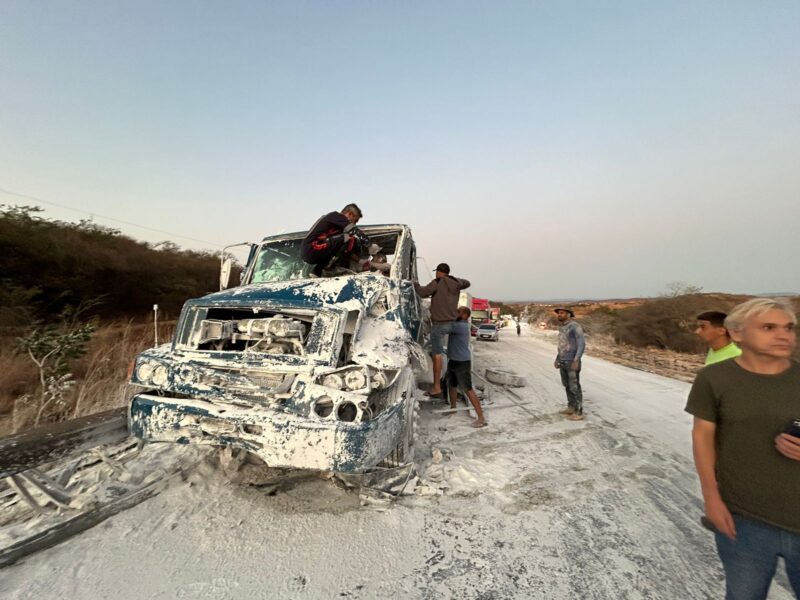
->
<box><xmin>250</xmin><ymin>238</ymin><xmax>312</xmax><ymax>284</ymax></box>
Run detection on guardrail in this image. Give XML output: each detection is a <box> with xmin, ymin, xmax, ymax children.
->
<box><xmin>0</xmin><ymin>407</ymin><xmax>129</xmax><ymax>479</ymax></box>
<box><xmin>0</xmin><ymin>407</ymin><xmax>152</xmax><ymax>568</ymax></box>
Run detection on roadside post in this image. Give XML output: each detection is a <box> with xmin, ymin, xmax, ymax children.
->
<box><xmin>153</xmin><ymin>304</ymin><xmax>159</xmax><ymax>345</ymax></box>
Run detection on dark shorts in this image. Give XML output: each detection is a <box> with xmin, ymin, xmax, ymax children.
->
<box><xmin>447</xmin><ymin>359</ymin><xmax>473</xmax><ymax>392</ymax></box>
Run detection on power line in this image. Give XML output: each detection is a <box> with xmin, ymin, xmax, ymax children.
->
<box><xmin>0</xmin><ymin>187</ymin><xmax>224</xmax><ymax>248</ymax></box>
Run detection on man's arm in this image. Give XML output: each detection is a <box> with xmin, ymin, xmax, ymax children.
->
<box><xmin>691</xmin><ymin>417</ymin><xmax>736</xmax><ymax>539</ymax></box>
<box><xmin>569</xmin><ymin>324</ymin><xmax>586</xmax><ymax>370</ymax></box>
<box><xmin>327</xmin><ymin>212</ymin><xmax>350</xmax><ymax>229</ymax></box>
<box><xmin>455</xmin><ymin>277</ymin><xmax>470</xmax><ymax>290</ymax></box>
<box><xmin>414</xmin><ymin>279</ymin><xmax>438</xmax><ymax>298</ymax></box>
<box><xmin>573</xmin><ymin>324</ymin><xmax>586</xmax><ymax>359</ymax></box>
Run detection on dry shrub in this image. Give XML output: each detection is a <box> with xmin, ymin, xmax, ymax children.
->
<box><xmin>580</xmin><ymin>305</ymin><xmax>619</xmax><ymax>337</ymax></box>
<box><xmin>0</xmin><ymin>320</ymin><xmax>175</xmax><ymax>435</ymax></box>
<box><xmin>613</xmin><ymin>294</ymin><xmax>752</xmax><ymax>352</ymax></box>
<box><xmin>0</xmin><ymin>341</ymin><xmax>39</xmax><ymax>433</ymax></box>
<box><xmin>70</xmin><ymin>320</ymin><xmax>175</xmax><ymax>418</ymax></box>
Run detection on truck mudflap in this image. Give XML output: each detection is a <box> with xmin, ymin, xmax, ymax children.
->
<box><xmin>128</xmin><ymin>393</ymin><xmax>411</xmax><ymax>473</ymax></box>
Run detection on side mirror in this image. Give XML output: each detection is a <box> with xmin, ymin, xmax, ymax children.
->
<box><xmin>219</xmin><ymin>241</ymin><xmax>255</xmax><ymax>290</ymax></box>
<box><xmin>219</xmin><ymin>258</ymin><xmax>232</xmax><ymax>290</ymax></box>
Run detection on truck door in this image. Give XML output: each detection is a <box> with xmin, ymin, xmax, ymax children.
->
<box><xmin>397</xmin><ymin>237</ymin><xmax>422</xmax><ymax>342</ymax></box>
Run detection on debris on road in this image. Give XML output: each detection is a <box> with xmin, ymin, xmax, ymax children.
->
<box><xmin>484</xmin><ymin>368</ymin><xmax>527</xmax><ymax>387</ymax></box>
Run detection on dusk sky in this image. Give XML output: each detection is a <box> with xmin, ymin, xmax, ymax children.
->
<box><xmin>2</xmin><ymin>1</ymin><xmax>798</xmax><ymax>300</ymax></box>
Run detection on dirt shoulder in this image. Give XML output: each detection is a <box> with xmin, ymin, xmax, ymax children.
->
<box><xmin>586</xmin><ymin>334</ymin><xmax>703</xmax><ymax>383</ymax></box>
<box><xmin>532</xmin><ymin>328</ymin><xmax>703</xmax><ymax>383</ymax></box>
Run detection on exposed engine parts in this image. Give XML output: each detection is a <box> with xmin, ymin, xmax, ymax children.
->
<box><xmin>197</xmin><ymin>315</ymin><xmax>308</xmax><ymax>354</ymax></box>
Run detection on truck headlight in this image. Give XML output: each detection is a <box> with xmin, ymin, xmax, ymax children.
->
<box><xmin>321</xmin><ymin>373</ymin><xmax>344</xmax><ymax>389</ymax></box>
<box><xmin>151</xmin><ymin>365</ymin><xmax>169</xmax><ymax>387</ymax></box>
<box><xmin>316</xmin><ymin>366</ymin><xmax>369</xmax><ymax>392</ymax></box>
<box><xmin>133</xmin><ymin>359</ymin><xmax>169</xmax><ymax>388</ymax></box>
<box><xmin>136</xmin><ymin>362</ymin><xmax>154</xmax><ymax>383</ymax></box>
<box><xmin>344</xmin><ymin>369</ymin><xmax>367</xmax><ymax>391</ymax></box>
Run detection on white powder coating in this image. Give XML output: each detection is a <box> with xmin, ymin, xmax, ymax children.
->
<box><xmin>223</xmin><ymin>273</ymin><xmax>385</xmax><ymax>308</ymax></box>
<box><xmin>127</xmin><ymin>271</ymin><xmax>424</xmax><ymax>473</ymax></box>
<box><xmin>3</xmin><ymin>327</ymin><xmax>796</xmax><ymax>599</ymax></box>
<box><xmin>352</xmin><ymin>311</ymin><xmax>426</xmax><ymax>371</ymax></box>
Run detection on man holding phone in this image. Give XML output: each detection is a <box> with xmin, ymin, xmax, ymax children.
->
<box><xmin>686</xmin><ymin>298</ymin><xmax>800</xmax><ymax>599</ymax></box>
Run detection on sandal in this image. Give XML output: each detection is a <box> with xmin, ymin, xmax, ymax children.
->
<box><xmin>471</xmin><ymin>420</ymin><xmax>488</xmax><ymax>428</ymax></box>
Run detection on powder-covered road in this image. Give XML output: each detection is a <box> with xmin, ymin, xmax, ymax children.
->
<box><xmin>3</xmin><ymin>326</ymin><xmax>795</xmax><ymax>599</ymax></box>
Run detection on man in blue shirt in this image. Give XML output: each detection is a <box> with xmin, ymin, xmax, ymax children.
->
<box><xmin>446</xmin><ymin>306</ymin><xmax>487</xmax><ymax>428</ymax></box>
<box><xmin>553</xmin><ymin>307</ymin><xmax>586</xmax><ymax>421</ymax></box>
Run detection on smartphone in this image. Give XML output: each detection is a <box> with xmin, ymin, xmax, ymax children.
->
<box><xmin>785</xmin><ymin>418</ymin><xmax>800</xmax><ymax>438</ymax></box>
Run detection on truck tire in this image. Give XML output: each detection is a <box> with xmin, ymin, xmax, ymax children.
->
<box><xmin>485</xmin><ymin>368</ymin><xmax>526</xmax><ymax>387</ymax></box>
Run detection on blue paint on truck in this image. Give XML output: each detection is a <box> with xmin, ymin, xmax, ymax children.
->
<box><xmin>128</xmin><ymin>225</ymin><xmax>425</xmax><ymax>473</ymax></box>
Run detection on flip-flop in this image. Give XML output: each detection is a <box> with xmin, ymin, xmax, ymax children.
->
<box><xmin>471</xmin><ymin>421</ymin><xmax>488</xmax><ymax>428</ymax></box>
<box><xmin>423</xmin><ymin>391</ymin><xmax>443</xmax><ymax>399</ymax></box>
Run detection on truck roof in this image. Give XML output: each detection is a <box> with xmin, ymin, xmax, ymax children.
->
<box><xmin>260</xmin><ymin>224</ymin><xmax>410</xmax><ymax>243</ymax></box>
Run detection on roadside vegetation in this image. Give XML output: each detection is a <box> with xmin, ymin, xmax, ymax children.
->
<box><xmin>0</xmin><ymin>320</ymin><xmax>176</xmax><ymax>435</ymax></box>
<box><xmin>520</xmin><ymin>289</ymin><xmax>800</xmax><ymax>381</ymax></box>
<box><xmin>0</xmin><ymin>205</ymin><xmax>220</xmax><ymax>324</ymax></box>
<box><xmin>0</xmin><ymin>205</ymin><xmax>216</xmax><ymax>435</ymax></box>
<box><xmin>2</xmin><ymin>206</ymin><xmax>798</xmax><ymax>434</ymax></box>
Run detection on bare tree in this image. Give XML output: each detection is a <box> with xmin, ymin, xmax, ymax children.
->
<box><xmin>662</xmin><ymin>281</ymin><xmax>703</xmax><ymax>298</ymax></box>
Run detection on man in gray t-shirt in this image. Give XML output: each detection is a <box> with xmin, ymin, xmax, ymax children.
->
<box><xmin>445</xmin><ymin>306</ymin><xmax>487</xmax><ymax>428</ymax></box>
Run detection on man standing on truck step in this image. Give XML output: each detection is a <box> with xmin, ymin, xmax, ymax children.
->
<box><xmin>414</xmin><ymin>263</ymin><xmax>471</xmax><ymax>398</ymax></box>
<box><xmin>695</xmin><ymin>310</ymin><xmax>742</xmax><ymax>366</ymax></box>
<box><xmin>686</xmin><ymin>298</ymin><xmax>800</xmax><ymax>598</ymax></box>
<box><xmin>553</xmin><ymin>307</ymin><xmax>586</xmax><ymax>421</ymax></box>
<box><xmin>301</xmin><ymin>204</ymin><xmax>363</xmax><ymax>277</ymax></box>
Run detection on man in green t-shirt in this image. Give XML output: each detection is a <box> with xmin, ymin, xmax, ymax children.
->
<box><xmin>686</xmin><ymin>298</ymin><xmax>800</xmax><ymax>599</ymax></box>
<box><xmin>695</xmin><ymin>310</ymin><xmax>742</xmax><ymax>365</ymax></box>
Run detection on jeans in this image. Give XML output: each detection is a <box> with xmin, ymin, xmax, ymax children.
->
<box><xmin>558</xmin><ymin>362</ymin><xmax>582</xmax><ymax>413</ymax></box>
<box><xmin>430</xmin><ymin>321</ymin><xmax>457</xmax><ymax>355</ymax></box>
<box><xmin>715</xmin><ymin>514</ymin><xmax>800</xmax><ymax>599</ymax></box>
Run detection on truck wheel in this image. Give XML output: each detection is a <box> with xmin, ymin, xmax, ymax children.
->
<box><xmin>485</xmin><ymin>368</ymin><xmax>526</xmax><ymax>387</ymax></box>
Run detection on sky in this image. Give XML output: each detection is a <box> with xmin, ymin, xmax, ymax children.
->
<box><xmin>1</xmin><ymin>1</ymin><xmax>799</xmax><ymax>301</ymax></box>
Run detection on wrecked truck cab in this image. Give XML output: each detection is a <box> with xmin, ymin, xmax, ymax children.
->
<box><xmin>128</xmin><ymin>225</ymin><xmax>427</xmax><ymax>473</ymax></box>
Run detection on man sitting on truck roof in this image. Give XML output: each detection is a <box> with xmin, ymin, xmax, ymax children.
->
<box><xmin>301</xmin><ymin>203</ymin><xmax>363</xmax><ymax>277</ymax></box>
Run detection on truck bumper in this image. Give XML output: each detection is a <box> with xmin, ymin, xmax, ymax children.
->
<box><xmin>128</xmin><ymin>393</ymin><xmax>410</xmax><ymax>473</ymax></box>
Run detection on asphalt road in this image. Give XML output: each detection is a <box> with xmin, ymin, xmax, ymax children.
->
<box><xmin>3</xmin><ymin>327</ymin><xmax>795</xmax><ymax>599</ymax></box>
